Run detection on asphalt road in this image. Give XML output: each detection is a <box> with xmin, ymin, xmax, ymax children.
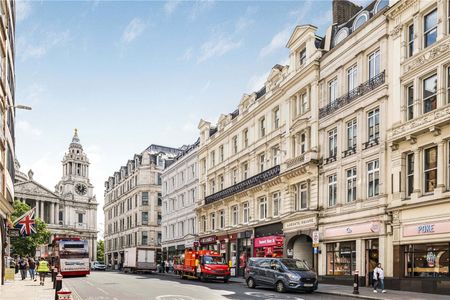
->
<box><xmin>63</xmin><ymin>271</ymin><xmax>346</xmax><ymax>300</ymax></box>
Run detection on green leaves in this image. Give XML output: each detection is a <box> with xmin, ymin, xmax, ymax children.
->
<box><xmin>11</xmin><ymin>200</ymin><xmax>51</xmax><ymax>257</ymax></box>
<box><xmin>97</xmin><ymin>240</ymin><xmax>104</xmax><ymax>262</ymax></box>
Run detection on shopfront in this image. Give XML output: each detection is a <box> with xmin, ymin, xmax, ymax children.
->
<box><xmin>254</xmin><ymin>222</ymin><xmax>284</xmax><ymax>258</ymax></box>
<box><xmin>237</xmin><ymin>230</ymin><xmax>252</xmax><ymax>277</ymax></box>
<box><xmin>392</xmin><ymin>218</ymin><xmax>450</xmax><ymax>294</ymax></box>
<box><xmin>320</xmin><ymin>220</ymin><xmax>383</xmax><ymax>286</ymax></box>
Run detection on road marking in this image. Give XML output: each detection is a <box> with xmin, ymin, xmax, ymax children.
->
<box><xmin>244</xmin><ymin>291</ymin><xmax>304</xmax><ymax>300</ymax></box>
<box><xmin>86</xmin><ymin>281</ymin><xmax>94</xmax><ymax>287</ymax></box>
<box><xmin>97</xmin><ymin>287</ymin><xmax>110</xmax><ymax>295</ymax></box>
<box><xmin>156</xmin><ymin>296</ymin><xmax>195</xmax><ymax>300</ymax></box>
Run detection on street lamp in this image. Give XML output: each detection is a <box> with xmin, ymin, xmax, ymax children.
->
<box><xmin>8</xmin><ymin>104</ymin><xmax>32</xmax><ymax>111</ymax></box>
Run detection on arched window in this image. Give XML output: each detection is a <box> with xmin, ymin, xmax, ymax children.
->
<box><xmin>334</xmin><ymin>28</ymin><xmax>349</xmax><ymax>46</ymax></box>
<box><xmin>374</xmin><ymin>0</ymin><xmax>389</xmax><ymax>13</ymax></box>
<box><xmin>353</xmin><ymin>12</ymin><xmax>369</xmax><ymax>31</ymax></box>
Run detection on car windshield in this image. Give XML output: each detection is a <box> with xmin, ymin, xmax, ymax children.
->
<box><xmin>280</xmin><ymin>259</ymin><xmax>310</xmax><ymax>271</ymax></box>
<box><xmin>203</xmin><ymin>255</ymin><xmax>226</xmax><ymax>265</ymax></box>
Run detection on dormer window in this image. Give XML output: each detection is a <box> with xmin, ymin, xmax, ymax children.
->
<box><xmin>334</xmin><ymin>28</ymin><xmax>349</xmax><ymax>46</ymax></box>
<box><xmin>299</xmin><ymin>48</ymin><xmax>306</xmax><ymax>66</ymax></box>
<box><xmin>374</xmin><ymin>0</ymin><xmax>388</xmax><ymax>13</ymax></box>
<box><xmin>353</xmin><ymin>12</ymin><xmax>369</xmax><ymax>31</ymax></box>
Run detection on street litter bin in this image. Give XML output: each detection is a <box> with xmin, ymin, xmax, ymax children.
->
<box><xmin>57</xmin><ymin>291</ymin><xmax>72</xmax><ymax>300</ymax></box>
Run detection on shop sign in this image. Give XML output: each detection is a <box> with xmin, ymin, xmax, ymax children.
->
<box><xmin>403</xmin><ymin>220</ymin><xmax>450</xmax><ymax>237</ymax></box>
<box><xmin>283</xmin><ymin>217</ymin><xmax>316</xmax><ymax>231</ymax></box>
<box><xmin>199</xmin><ymin>235</ymin><xmax>217</xmax><ymax>244</ymax></box>
<box><xmin>324</xmin><ymin>221</ymin><xmax>381</xmax><ymax>238</ymax></box>
<box><xmin>254</xmin><ymin>235</ymin><xmax>283</xmax><ymax>247</ymax></box>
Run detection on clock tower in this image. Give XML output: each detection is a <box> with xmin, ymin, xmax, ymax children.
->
<box><xmin>56</xmin><ymin>129</ymin><xmax>94</xmax><ymax>201</ymax></box>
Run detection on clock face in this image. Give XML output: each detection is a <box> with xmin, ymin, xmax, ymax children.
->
<box><xmin>75</xmin><ymin>183</ymin><xmax>87</xmax><ymax>195</ymax></box>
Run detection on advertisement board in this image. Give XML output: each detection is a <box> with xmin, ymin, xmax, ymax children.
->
<box><xmin>60</xmin><ymin>258</ymin><xmax>90</xmax><ymax>272</ymax></box>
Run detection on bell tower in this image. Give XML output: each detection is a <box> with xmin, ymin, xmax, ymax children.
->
<box><xmin>56</xmin><ymin>129</ymin><xmax>94</xmax><ymax>201</ymax></box>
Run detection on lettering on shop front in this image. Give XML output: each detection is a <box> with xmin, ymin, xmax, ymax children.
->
<box><xmin>417</xmin><ymin>224</ymin><xmax>435</xmax><ymax>234</ymax></box>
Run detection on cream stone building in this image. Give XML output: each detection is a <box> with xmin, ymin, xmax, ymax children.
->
<box><xmin>196</xmin><ymin>24</ymin><xmax>323</xmax><ymax>277</ymax></box>
<box><xmin>0</xmin><ymin>0</ymin><xmax>15</xmax><ymax>285</ymax></box>
<box><xmin>15</xmin><ymin>131</ymin><xmax>99</xmax><ymax>260</ymax></box>
<box><xmin>161</xmin><ymin>141</ymin><xmax>199</xmax><ymax>260</ymax></box>
<box><xmin>103</xmin><ymin>145</ymin><xmax>180</xmax><ymax>268</ymax></box>
<box><xmin>386</xmin><ymin>0</ymin><xmax>450</xmax><ymax>294</ymax></box>
<box><xmin>316</xmin><ymin>0</ymin><xmax>390</xmax><ymax>287</ymax></box>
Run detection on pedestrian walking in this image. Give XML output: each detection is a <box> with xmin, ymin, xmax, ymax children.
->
<box><xmin>19</xmin><ymin>258</ymin><xmax>28</xmax><ymax>280</ymax></box>
<box><xmin>28</xmin><ymin>257</ymin><xmax>36</xmax><ymax>281</ymax></box>
<box><xmin>36</xmin><ymin>257</ymin><xmax>50</xmax><ymax>286</ymax></box>
<box><xmin>169</xmin><ymin>260</ymin><xmax>174</xmax><ymax>273</ymax></box>
<box><xmin>165</xmin><ymin>260</ymin><xmax>169</xmax><ymax>273</ymax></box>
<box><xmin>161</xmin><ymin>260</ymin><xmax>166</xmax><ymax>273</ymax></box>
<box><xmin>373</xmin><ymin>263</ymin><xmax>386</xmax><ymax>293</ymax></box>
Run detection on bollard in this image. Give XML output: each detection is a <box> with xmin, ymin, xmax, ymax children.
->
<box><xmin>55</xmin><ymin>273</ymin><xmax>63</xmax><ymax>300</ymax></box>
<box><xmin>53</xmin><ymin>268</ymin><xmax>57</xmax><ymax>289</ymax></box>
<box><xmin>56</xmin><ymin>291</ymin><xmax>72</xmax><ymax>300</ymax></box>
<box><xmin>353</xmin><ymin>270</ymin><xmax>359</xmax><ymax>295</ymax></box>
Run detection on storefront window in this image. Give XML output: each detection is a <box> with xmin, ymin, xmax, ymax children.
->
<box><xmin>404</xmin><ymin>243</ymin><xmax>449</xmax><ymax>277</ymax></box>
<box><xmin>326</xmin><ymin>241</ymin><xmax>356</xmax><ymax>275</ymax></box>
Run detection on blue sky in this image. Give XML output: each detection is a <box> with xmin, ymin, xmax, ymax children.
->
<box><xmin>15</xmin><ymin>0</ymin><xmax>370</xmax><ymax>235</ymax></box>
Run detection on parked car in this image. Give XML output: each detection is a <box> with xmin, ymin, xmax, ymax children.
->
<box><xmin>245</xmin><ymin>258</ymin><xmax>318</xmax><ymax>293</ymax></box>
<box><xmin>91</xmin><ymin>261</ymin><xmax>107</xmax><ymax>271</ymax></box>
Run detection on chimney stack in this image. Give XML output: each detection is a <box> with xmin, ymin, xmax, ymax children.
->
<box><xmin>332</xmin><ymin>0</ymin><xmax>362</xmax><ymax>25</ymax></box>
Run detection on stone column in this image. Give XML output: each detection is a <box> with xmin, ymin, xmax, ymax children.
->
<box><xmin>40</xmin><ymin>201</ymin><xmax>44</xmax><ymax>221</ymax></box>
<box><xmin>55</xmin><ymin>203</ymin><xmax>60</xmax><ymax>224</ymax></box>
<box><xmin>437</xmin><ymin>141</ymin><xmax>446</xmax><ymax>190</ymax></box>
<box><xmin>35</xmin><ymin>200</ymin><xmax>40</xmax><ymax>219</ymax></box>
<box><xmin>413</xmin><ymin>148</ymin><xmax>421</xmax><ymax>196</ymax></box>
<box><xmin>50</xmin><ymin>203</ymin><xmax>55</xmax><ymax>224</ymax></box>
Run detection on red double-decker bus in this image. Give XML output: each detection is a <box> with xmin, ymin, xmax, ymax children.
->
<box><xmin>50</xmin><ymin>237</ymin><xmax>90</xmax><ymax>276</ymax></box>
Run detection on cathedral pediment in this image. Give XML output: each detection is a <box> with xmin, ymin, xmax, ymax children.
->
<box><xmin>15</xmin><ymin>181</ymin><xmax>60</xmax><ymax>200</ymax></box>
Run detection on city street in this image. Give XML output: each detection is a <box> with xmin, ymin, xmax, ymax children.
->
<box><xmin>63</xmin><ymin>271</ymin><xmax>344</xmax><ymax>300</ymax></box>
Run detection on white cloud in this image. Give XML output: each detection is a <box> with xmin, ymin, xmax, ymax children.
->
<box><xmin>247</xmin><ymin>71</ymin><xmax>269</xmax><ymax>93</ymax></box>
<box><xmin>19</xmin><ymin>30</ymin><xmax>70</xmax><ymax>61</ymax></box>
<box><xmin>16</xmin><ymin>0</ymin><xmax>32</xmax><ymax>22</ymax></box>
<box><xmin>164</xmin><ymin>0</ymin><xmax>181</xmax><ymax>15</ymax></box>
<box><xmin>23</xmin><ymin>83</ymin><xmax>46</xmax><ymax>105</ymax></box>
<box><xmin>189</xmin><ymin>0</ymin><xmax>215</xmax><ymax>21</ymax></box>
<box><xmin>198</xmin><ymin>34</ymin><xmax>241</xmax><ymax>63</ymax></box>
<box><xmin>17</xmin><ymin>120</ymin><xmax>42</xmax><ymax>138</ymax></box>
<box><xmin>179</xmin><ymin>47</ymin><xmax>193</xmax><ymax>61</ymax></box>
<box><xmin>259</xmin><ymin>27</ymin><xmax>291</xmax><ymax>58</ymax></box>
<box><xmin>121</xmin><ymin>18</ymin><xmax>146</xmax><ymax>44</ymax></box>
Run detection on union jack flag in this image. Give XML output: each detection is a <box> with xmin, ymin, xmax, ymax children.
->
<box><xmin>13</xmin><ymin>208</ymin><xmax>37</xmax><ymax>236</ymax></box>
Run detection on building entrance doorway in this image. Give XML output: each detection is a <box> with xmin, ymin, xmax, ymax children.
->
<box><xmin>287</xmin><ymin>234</ymin><xmax>313</xmax><ymax>268</ymax></box>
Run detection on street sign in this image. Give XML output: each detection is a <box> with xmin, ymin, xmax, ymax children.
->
<box><xmin>8</xmin><ymin>228</ymin><xmax>20</xmax><ymax>237</ymax></box>
<box><xmin>312</xmin><ymin>230</ymin><xmax>319</xmax><ymax>247</ymax></box>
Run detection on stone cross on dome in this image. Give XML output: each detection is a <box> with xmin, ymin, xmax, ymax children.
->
<box><xmin>70</xmin><ymin>128</ymin><xmax>83</xmax><ymax>150</ymax></box>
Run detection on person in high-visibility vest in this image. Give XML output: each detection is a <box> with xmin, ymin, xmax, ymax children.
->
<box><xmin>36</xmin><ymin>257</ymin><xmax>50</xmax><ymax>286</ymax></box>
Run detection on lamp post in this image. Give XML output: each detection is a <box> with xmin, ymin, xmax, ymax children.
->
<box><xmin>8</xmin><ymin>104</ymin><xmax>32</xmax><ymax>111</ymax></box>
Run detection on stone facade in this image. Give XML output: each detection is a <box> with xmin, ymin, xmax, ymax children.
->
<box><xmin>15</xmin><ymin>131</ymin><xmax>98</xmax><ymax>260</ymax></box>
<box><xmin>103</xmin><ymin>145</ymin><xmax>181</xmax><ymax>269</ymax></box>
<box><xmin>161</xmin><ymin>141</ymin><xmax>199</xmax><ymax>260</ymax></box>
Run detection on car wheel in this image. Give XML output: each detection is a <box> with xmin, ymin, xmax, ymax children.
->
<box><xmin>275</xmin><ymin>281</ymin><xmax>286</xmax><ymax>293</ymax></box>
<box><xmin>247</xmin><ymin>277</ymin><xmax>256</xmax><ymax>288</ymax></box>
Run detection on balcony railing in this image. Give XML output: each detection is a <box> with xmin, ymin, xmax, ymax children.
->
<box><xmin>319</xmin><ymin>71</ymin><xmax>385</xmax><ymax>119</ymax></box>
<box><xmin>205</xmin><ymin>165</ymin><xmax>280</xmax><ymax>205</ymax></box>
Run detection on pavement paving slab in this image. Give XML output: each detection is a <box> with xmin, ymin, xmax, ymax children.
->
<box><xmin>0</xmin><ymin>273</ymin><xmax>54</xmax><ymax>300</ymax></box>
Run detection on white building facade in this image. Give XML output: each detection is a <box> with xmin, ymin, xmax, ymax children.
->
<box><xmin>161</xmin><ymin>141</ymin><xmax>199</xmax><ymax>260</ymax></box>
<box><xmin>103</xmin><ymin>145</ymin><xmax>181</xmax><ymax>268</ymax></box>
<box><xmin>15</xmin><ymin>130</ymin><xmax>98</xmax><ymax>260</ymax></box>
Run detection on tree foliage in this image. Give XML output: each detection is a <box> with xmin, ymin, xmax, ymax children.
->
<box><xmin>11</xmin><ymin>200</ymin><xmax>51</xmax><ymax>257</ymax></box>
<box><xmin>97</xmin><ymin>240</ymin><xmax>104</xmax><ymax>262</ymax></box>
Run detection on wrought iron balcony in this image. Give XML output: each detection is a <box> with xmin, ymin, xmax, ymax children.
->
<box><xmin>319</xmin><ymin>71</ymin><xmax>385</xmax><ymax>119</ymax></box>
<box><xmin>205</xmin><ymin>165</ymin><xmax>280</xmax><ymax>205</ymax></box>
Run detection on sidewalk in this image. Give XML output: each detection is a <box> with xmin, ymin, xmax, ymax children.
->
<box><xmin>228</xmin><ymin>277</ymin><xmax>450</xmax><ymax>300</ymax></box>
<box><xmin>0</xmin><ymin>273</ymin><xmax>54</xmax><ymax>300</ymax></box>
